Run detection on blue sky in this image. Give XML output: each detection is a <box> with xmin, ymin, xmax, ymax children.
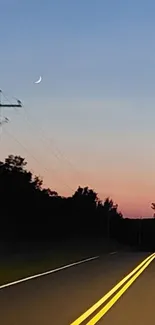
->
<box><xmin>1</xmin><ymin>0</ymin><xmax>155</xmax><ymax>98</ymax></box>
<box><xmin>1</xmin><ymin>0</ymin><xmax>155</xmax><ymax>217</ymax></box>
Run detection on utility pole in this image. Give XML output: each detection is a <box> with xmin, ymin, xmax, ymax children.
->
<box><xmin>138</xmin><ymin>217</ymin><xmax>142</xmax><ymax>248</ymax></box>
<box><xmin>0</xmin><ymin>90</ymin><xmax>22</xmax><ymax>108</ymax></box>
<box><xmin>0</xmin><ymin>89</ymin><xmax>22</xmax><ymax>133</ymax></box>
<box><xmin>0</xmin><ymin>117</ymin><xmax>9</xmax><ymax>126</ymax></box>
<box><xmin>107</xmin><ymin>213</ymin><xmax>111</xmax><ymax>243</ymax></box>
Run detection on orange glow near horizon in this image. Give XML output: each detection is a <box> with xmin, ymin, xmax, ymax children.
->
<box><xmin>2</xmin><ymin>98</ymin><xmax>155</xmax><ymax>220</ymax></box>
<box><xmin>40</xmin><ymin>167</ymin><xmax>154</xmax><ymax>219</ymax></box>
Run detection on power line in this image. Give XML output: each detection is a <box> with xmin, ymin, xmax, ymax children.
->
<box><xmin>0</xmin><ymin>90</ymin><xmax>74</xmax><ymax>192</ymax></box>
<box><xmin>1</xmin><ymin>89</ymin><xmax>95</xmax><ymax>194</ymax></box>
<box><xmin>1</xmin><ymin>90</ymin><xmax>80</xmax><ymax>176</ymax></box>
<box><xmin>1</xmin><ymin>90</ymin><xmax>90</xmax><ymax>187</ymax></box>
<box><xmin>4</xmin><ymin>126</ymin><xmax>73</xmax><ymax>192</ymax></box>
<box><xmin>21</xmin><ymin>104</ymin><xmax>90</xmax><ymax>187</ymax></box>
<box><xmin>0</xmin><ymin>89</ymin><xmax>22</xmax><ymax>139</ymax></box>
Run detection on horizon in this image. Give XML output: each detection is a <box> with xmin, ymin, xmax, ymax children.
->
<box><xmin>1</xmin><ymin>0</ymin><xmax>155</xmax><ymax>218</ymax></box>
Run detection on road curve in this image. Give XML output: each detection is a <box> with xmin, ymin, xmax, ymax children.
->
<box><xmin>0</xmin><ymin>252</ymin><xmax>154</xmax><ymax>325</ymax></box>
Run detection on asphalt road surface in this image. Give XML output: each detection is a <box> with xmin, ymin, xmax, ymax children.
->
<box><xmin>0</xmin><ymin>251</ymin><xmax>155</xmax><ymax>325</ymax></box>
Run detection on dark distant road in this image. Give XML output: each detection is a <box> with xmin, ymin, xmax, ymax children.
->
<box><xmin>0</xmin><ymin>251</ymin><xmax>155</xmax><ymax>325</ymax></box>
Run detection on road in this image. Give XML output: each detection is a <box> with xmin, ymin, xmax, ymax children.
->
<box><xmin>0</xmin><ymin>251</ymin><xmax>154</xmax><ymax>324</ymax></box>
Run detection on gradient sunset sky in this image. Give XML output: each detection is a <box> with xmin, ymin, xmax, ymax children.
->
<box><xmin>1</xmin><ymin>0</ymin><xmax>155</xmax><ymax>218</ymax></box>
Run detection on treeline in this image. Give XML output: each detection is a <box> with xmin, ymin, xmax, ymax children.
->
<box><xmin>0</xmin><ymin>154</ymin><xmax>155</xmax><ymax>251</ymax></box>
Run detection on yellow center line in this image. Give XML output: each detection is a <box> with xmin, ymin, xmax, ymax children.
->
<box><xmin>86</xmin><ymin>254</ymin><xmax>155</xmax><ymax>324</ymax></box>
<box><xmin>70</xmin><ymin>253</ymin><xmax>155</xmax><ymax>325</ymax></box>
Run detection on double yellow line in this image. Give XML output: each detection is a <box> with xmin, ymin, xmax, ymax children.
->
<box><xmin>70</xmin><ymin>253</ymin><xmax>155</xmax><ymax>325</ymax></box>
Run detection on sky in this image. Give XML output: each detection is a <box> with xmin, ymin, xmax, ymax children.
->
<box><xmin>1</xmin><ymin>0</ymin><xmax>155</xmax><ymax>218</ymax></box>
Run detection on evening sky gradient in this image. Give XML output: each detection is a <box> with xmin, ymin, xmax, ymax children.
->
<box><xmin>1</xmin><ymin>0</ymin><xmax>155</xmax><ymax>217</ymax></box>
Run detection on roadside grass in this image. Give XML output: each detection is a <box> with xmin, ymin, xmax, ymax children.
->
<box><xmin>0</xmin><ymin>238</ymin><xmax>123</xmax><ymax>286</ymax></box>
<box><xmin>0</xmin><ymin>249</ymin><xmax>93</xmax><ymax>286</ymax></box>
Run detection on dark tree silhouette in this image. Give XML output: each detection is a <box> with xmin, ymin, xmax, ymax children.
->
<box><xmin>1</xmin><ymin>154</ymin><xmax>155</xmax><ymax>254</ymax></box>
<box><xmin>151</xmin><ymin>203</ymin><xmax>155</xmax><ymax>218</ymax></box>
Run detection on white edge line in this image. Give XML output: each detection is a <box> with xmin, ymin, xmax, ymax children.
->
<box><xmin>0</xmin><ymin>255</ymin><xmax>99</xmax><ymax>290</ymax></box>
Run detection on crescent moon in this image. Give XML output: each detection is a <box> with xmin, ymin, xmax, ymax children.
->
<box><xmin>34</xmin><ymin>76</ymin><xmax>42</xmax><ymax>84</ymax></box>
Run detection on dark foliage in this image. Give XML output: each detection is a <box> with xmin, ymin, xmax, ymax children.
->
<box><xmin>0</xmin><ymin>154</ymin><xmax>155</xmax><ymax>252</ymax></box>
